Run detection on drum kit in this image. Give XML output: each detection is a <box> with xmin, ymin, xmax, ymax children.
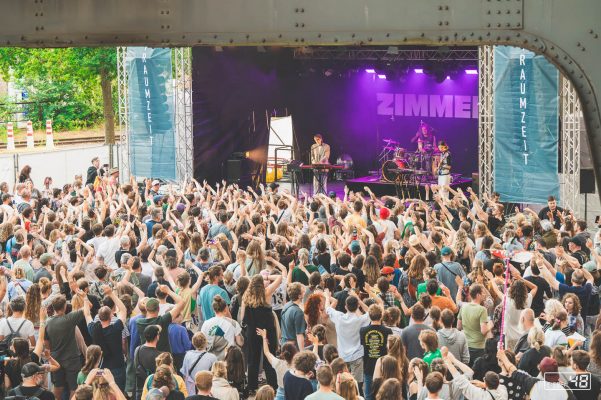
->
<box><xmin>378</xmin><ymin>138</ymin><xmax>439</xmax><ymax>183</ymax></box>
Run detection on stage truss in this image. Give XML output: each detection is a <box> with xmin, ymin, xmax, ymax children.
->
<box><xmin>293</xmin><ymin>47</ymin><xmax>478</xmax><ymax>62</ymax></box>
<box><xmin>560</xmin><ymin>76</ymin><xmax>582</xmax><ymax>215</ymax></box>
<box><xmin>116</xmin><ymin>47</ymin><xmax>194</xmax><ymax>183</ymax></box>
<box><xmin>478</xmin><ymin>45</ymin><xmax>494</xmax><ymax>197</ymax></box>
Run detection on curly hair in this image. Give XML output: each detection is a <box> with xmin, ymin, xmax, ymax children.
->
<box><xmin>243</xmin><ymin>275</ymin><xmax>269</xmax><ymax>308</ymax></box>
<box><xmin>509</xmin><ymin>279</ymin><xmax>528</xmax><ymax>310</ymax></box>
<box><xmin>362</xmin><ymin>255</ymin><xmax>380</xmax><ymax>286</ymax></box>
<box><xmin>24</xmin><ymin>283</ymin><xmax>41</xmax><ymax>324</ymax></box>
<box><xmin>152</xmin><ymin>365</ymin><xmax>175</xmax><ymax>390</ymax></box>
<box><xmin>304</xmin><ymin>293</ymin><xmax>324</xmax><ymax>328</ymax></box>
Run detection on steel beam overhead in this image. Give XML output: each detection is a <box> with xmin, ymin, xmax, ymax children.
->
<box><xmin>0</xmin><ymin>0</ymin><xmax>599</xmax><ymax>199</ymax></box>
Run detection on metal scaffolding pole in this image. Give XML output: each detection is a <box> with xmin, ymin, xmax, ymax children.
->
<box><xmin>116</xmin><ymin>46</ymin><xmax>130</xmax><ymax>182</ymax></box>
<box><xmin>478</xmin><ymin>45</ymin><xmax>494</xmax><ymax>197</ymax></box>
<box><xmin>173</xmin><ymin>47</ymin><xmax>194</xmax><ymax>182</ymax></box>
<box><xmin>560</xmin><ymin>76</ymin><xmax>581</xmax><ymax>215</ymax></box>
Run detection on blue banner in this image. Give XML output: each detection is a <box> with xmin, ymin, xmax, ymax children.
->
<box><xmin>127</xmin><ymin>47</ymin><xmax>176</xmax><ymax>179</ymax></box>
<box><xmin>493</xmin><ymin>46</ymin><xmax>559</xmax><ymax>204</ymax></box>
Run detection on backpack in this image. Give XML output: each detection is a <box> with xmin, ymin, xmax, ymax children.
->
<box><xmin>5</xmin><ymin>385</ymin><xmax>43</xmax><ymax>400</ymax></box>
<box><xmin>0</xmin><ymin>319</ymin><xmax>26</xmax><ymax>351</ymax></box>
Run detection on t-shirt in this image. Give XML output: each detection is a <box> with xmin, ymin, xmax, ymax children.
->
<box><xmin>45</xmin><ymin>310</ymin><xmax>85</xmax><ymax>363</ymax></box>
<box><xmin>180</xmin><ymin>350</ymin><xmax>218</xmax><ymax>395</ymax></box>
<box><xmin>200</xmin><ymin>316</ymin><xmax>242</xmax><ymax>351</ymax></box>
<box><xmin>96</xmin><ymin>237</ymin><xmax>121</xmax><ymax>269</ymax></box>
<box><xmin>423</xmin><ymin>348</ymin><xmax>443</xmax><ymax>366</ymax></box>
<box><xmin>185</xmin><ymin>396</ymin><xmax>218</xmax><ymax>400</ymax></box>
<box><xmin>525</xmin><ymin>275</ymin><xmax>552</xmax><ymax>316</ymax></box>
<box><xmin>306</xmin><ymin>391</ymin><xmax>345</xmax><ymax>400</ymax></box>
<box><xmin>7</xmin><ymin>385</ymin><xmax>55</xmax><ymax>400</ymax></box>
<box><xmin>283</xmin><ymin>371</ymin><xmax>314</xmax><ymax>400</ymax></box>
<box><xmin>280</xmin><ymin>302</ymin><xmax>306</xmax><ymax>345</ymax></box>
<box><xmin>458</xmin><ymin>302</ymin><xmax>488</xmax><ymax>349</ymax></box>
<box><xmin>401</xmin><ymin>324</ymin><xmax>434</xmax><ymax>359</ymax></box>
<box><xmin>434</xmin><ymin>261</ymin><xmax>466</xmax><ymax>300</ymax></box>
<box><xmin>360</xmin><ymin>324</ymin><xmax>392</xmax><ymax>376</ymax></box>
<box><xmin>198</xmin><ymin>284</ymin><xmax>230</xmax><ymax>321</ymax></box>
<box><xmin>0</xmin><ymin>316</ymin><xmax>35</xmax><ymax>340</ymax></box>
<box><xmin>326</xmin><ymin>307</ymin><xmax>370</xmax><ymax>362</ymax></box>
<box><xmin>88</xmin><ymin>319</ymin><xmax>126</xmax><ymax>369</ymax></box>
<box><xmin>33</xmin><ymin>268</ymin><xmax>53</xmax><ymax>283</ymax></box>
<box><xmin>517</xmin><ymin>346</ymin><xmax>551</xmax><ymax>377</ymax></box>
<box><xmin>136</xmin><ymin>313</ymin><xmax>173</xmax><ymax>352</ymax></box>
<box><xmin>291</xmin><ymin>264</ymin><xmax>319</xmax><ymax>285</ymax></box>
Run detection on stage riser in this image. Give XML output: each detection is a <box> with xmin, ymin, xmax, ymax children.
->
<box><xmin>345</xmin><ymin>176</ymin><xmax>472</xmax><ymax>198</ymax></box>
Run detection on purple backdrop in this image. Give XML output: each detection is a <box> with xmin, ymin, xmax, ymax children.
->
<box><xmin>192</xmin><ymin>47</ymin><xmax>479</xmax><ymax>182</ymax></box>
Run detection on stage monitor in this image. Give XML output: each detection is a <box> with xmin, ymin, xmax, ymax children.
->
<box><xmin>268</xmin><ymin>116</ymin><xmax>294</xmax><ymax>162</ymax></box>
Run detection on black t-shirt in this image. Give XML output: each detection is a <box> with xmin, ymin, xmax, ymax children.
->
<box><xmin>472</xmin><ymin>356</ymin><xmax>502</xmax><ymax>381</ymax></box>
<box><xmin>89</xmin><ymin>319</ymin><xmax>126</xmax><ymax>369</ymax></box>
<box><xmin>136</xmin><ymin>313</ymin><xmax>173</xmax><ymax>352</ymax></box>
<box><xmin>7</xmin><ymin>385</ymin><xmax>55</xmax><ymax>400</ymax></box>
<box><xmin>525</xmin><ymin>275</ymin><xmax>552</xmax><ymax>316</ymax></box>
<box><xmin>568</xmin><ymin>372</ymin><xmax>601</xmax><ymax>400</ymax></box>
<box><xmin>517</xmin><ymin>346</ymin><xmax>551</xmax><ymax>377</ymax></box>
<box><xmin>185</xmin><ymin>396</ymin><xmax>218</xmax><ymax>400</ymax></box>
<box><xmin>360</xmin><ymin>324</ymin><xmax>392</xmax><ymax>376</ymax></box>
<box><xmin>313</xmin><ymin>253</ymin><xmax>331</xmax><ymax>273</ymax></box>
<box><xmin>115</xmin><ymin>248</ymin><xmax>137</xmax><ymax>268</ymax></box>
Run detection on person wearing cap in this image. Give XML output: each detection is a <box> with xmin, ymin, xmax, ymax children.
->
<box><xmin>6</xmin><ymin>362</ymin><xmax>54</xmax><ymax>400</ymax></box>
<box><xmin>136</xmin><ymin>284</ymin><xmax>186</xmax><ymax>353</ymax></box>
<box><xmin>434</xmin><ymin>247</ymin><xmax>466</xmax><ymax>300</ymax></box>
<box><xmin>149</xmin><ymin>179</ymin><xmax>161</xmax><ymax>197</ymax></box>
<box><xmin>33</xmin><ymin>252</ymin><xmax>54</xmax><ymax>283</ymax></box>
<box><xmin>567</xmin><ymin>235</ymin><xmax>589</xmax><ymax>267</ymax></box>
<box><xmin>498</xmin><ymin>350</ymin><xmax>574</xmax><ymax>400</ymax></box>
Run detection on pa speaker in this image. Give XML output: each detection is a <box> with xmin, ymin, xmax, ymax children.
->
<box><xmin>580</xmin><ymin>169</ymin><xmax>596</xmax><ymax>194</ymax></box>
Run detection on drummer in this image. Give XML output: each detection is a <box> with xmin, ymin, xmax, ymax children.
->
<box><xmin>411</xmin><ymin>121</ymin><xmax>437</xmax><ymax>153</ymax></box>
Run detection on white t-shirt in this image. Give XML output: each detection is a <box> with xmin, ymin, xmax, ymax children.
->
<box><xmin>96</xmin><ymin>237</ymin><xmax>120</xmax><ymax>269</ymax></box>
<box><xmin>141</xmin><ymin>261</ymin><xmax>154</xmax><ymax>277</ymax></box>
<box><xmin>87</xmin><ymin>236</ymin><xmax>108</xmax><ymax>251</ymax></box>
<box><xmin>503</xmin><ymin>293</ymin><xmax>533</xmax><ymax>346</ymax></box>
<box><xmin>200</xmin><ymin>316</ymin><xmax>242</xmax><ymax>350</ymax></box>
<box><xmin>159</xmin><ymin>303</ymin><xmax>175</xmax><ymax>316</ymax></box>
<box><xmin>325</xmin><ymin>307</ymin><xmax>370</xmax><ymax>362</ymax></box>
<box><xmin>0</xmin><ymin>204</ymin><xmax>14</xmax><ymax>218</ymax></box>
<box><xmin>0</xmin><ymin>316</ymin><xmax>35</xmax><ymax>340</ymax></box>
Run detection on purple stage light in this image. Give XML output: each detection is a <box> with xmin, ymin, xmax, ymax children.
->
<box><xmin>465</xmin><ymin>69</ymin><xmax>478</xmax><ymax>75</ymax></box>
<box><xmin>377</xmin><ymin>74</ymin><xmax>386</xmax><ymax>79</ymax></box>
<box><xmin>365</xmin><ymin>68</ymin><xmax>376</xmax><ymax>73</ymax></box>
<box><xmin>414</xmin><ymin>68</ymin><xmax>424</xmax><ymax>74</ymax></box>
<box><xmin>446</xmin><ymin>76</ymin><xmax>451</xmax><ymax>80</ymax></box>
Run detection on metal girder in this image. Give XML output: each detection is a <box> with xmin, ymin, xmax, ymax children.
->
<box><xmin>173</xmin><ymin>47</ymin><xmax>194</xmax><ymax>182</ymax></box>
<box><xmin>0</xmin><ymin>0</ymin><xmax>600</xmax><ymax>200</ymax></box>
<box><xmin>560</xmin><ymin>76</ymin><xmax>582</xmax><ymax>215</ymax></box>
<box><xmin>478</xmin><ymin>45</ymin><xmax>494</xmax><ymax>197</ymax></box>
<box><xmin>293</xmin><ymin>47</ymin><xmax>478</xmax><ymax>62</ymax></box>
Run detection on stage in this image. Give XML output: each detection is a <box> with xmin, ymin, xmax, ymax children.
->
<box><xmin>345</xmin><ymin>174</ymin><xmax>473</xmax><ymax>198</ymax></box>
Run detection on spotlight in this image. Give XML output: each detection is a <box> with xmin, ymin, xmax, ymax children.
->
<box><xmin>414</xmin><ymin>68</ymin><xmax>424</xmax><ymax>74</ymax></box>
<box><xmin>324</xmin><ymin>69</ymin><xmax>334</xmax><ymax>77</ymax></box>
<box><xmin>465</xmin><ymin>69</ymin><xmax>478</xmax><ymax>75</ymax></box>
<box><xmin>365</xmin><ymin>68</ymin><xmax>376</xmax><ymax>73</ymax></box>
<box><xmin>377</xmin><ymin>74</ymin><xmax>387</xmax><ymax>80</ymax></box>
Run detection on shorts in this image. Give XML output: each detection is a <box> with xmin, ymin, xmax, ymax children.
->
<box><xmin>346</xmin><ymin>357</ymin><xmax>364</xmax><ymax>384</ymax></box>
<box><xmin>51</xmin><ymin>363</ymin><xmax>80</xmax><ymax>392</ymax></box>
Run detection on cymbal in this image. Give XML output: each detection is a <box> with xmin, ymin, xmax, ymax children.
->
<box><xmin>383</xmin><ymin>146</ymin><xmax>398</xmax><ymax>151</ymax></box>
<box><xmin>383</xmin><ymin>138</ymin><xmax>400</xmax><ymax>145</ymax></box>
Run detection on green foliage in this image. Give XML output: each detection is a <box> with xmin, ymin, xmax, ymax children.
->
<box><xmin>0</xmin><ymin>47</ymin><xmax>116</xmax><ymax>131</ymax></box>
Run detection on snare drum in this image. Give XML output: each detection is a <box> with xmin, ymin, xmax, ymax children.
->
<box><xmin>394</xmin><ymin>147</ymin><xmax>406</xmax><ymax>159</ymax></box>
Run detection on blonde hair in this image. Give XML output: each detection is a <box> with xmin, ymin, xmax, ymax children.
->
<box><xmin>211</xmin><ymin>361</ymin><xmax>228</xmax><ymax>379</ymax></box>
<box><xmin>242</xmin><ymin>275</ymin><xmax>269</xmax><ymax>308</ymax></box>
<box><xmin>337</xmin><ymin>372</ymin><xmax>360</xmax><ymax>400</ymax></box>
<box><xmin>13</xmin><ymin>266</ymin><xmax>25</xmax><ymax>280</ymax></box>
<box><xmin>527</xmin><ymin>327</ymin><xmax>545</xmax><ymax>350</ymax></box>
<box><xmin>544</xmin><ymin>299</ymin><xmax>566</xmax><ymax>320</ymax></box>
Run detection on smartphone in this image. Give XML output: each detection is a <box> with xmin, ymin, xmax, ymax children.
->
<box><xmin>96</xmin><ymin>369</ymin><xmax>104</xmax><ymax>376</ymax></box>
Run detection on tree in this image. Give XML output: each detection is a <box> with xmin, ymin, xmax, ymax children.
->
<box><xmin>0</xmin><ymin>47</ymin><xmax>116</xmax><ymax>141</ymax></box>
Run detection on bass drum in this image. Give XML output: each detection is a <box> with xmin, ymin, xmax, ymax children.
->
<box><xmin>382</xmin><ymin>159</ymin><xmax>407</xmax><ymax>182</ymax></box>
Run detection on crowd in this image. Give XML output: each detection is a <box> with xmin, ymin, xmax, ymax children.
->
<box><xmin>0</xmin><ymin>160</ymin><xmax>600</xmax><ymax>400</ymax></box>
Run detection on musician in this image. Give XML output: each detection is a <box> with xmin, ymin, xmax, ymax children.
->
<box><xmin>310</xmin><ymin>134</ymin><xmax>331</xmax><ymax>194</ymax></box>
<box><xmin>411</xmin><ymin>121</ymin><xmax>437</xmax><ymax>153</ymax></box>
<box><xmin>436</xmin><ymin>140</ymin><xmax>451</xmax><ymax>199</ymax></box>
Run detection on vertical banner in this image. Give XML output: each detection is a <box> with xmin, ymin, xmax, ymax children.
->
<box><xmin>127</xmin><ymin>47</ymin><xmax>176</xmax><ymax>179</ymax></box>
<box><xmin>493</xmin><ymin>46</ymin><xmax>559</xmax><ymax>204</ymax></box>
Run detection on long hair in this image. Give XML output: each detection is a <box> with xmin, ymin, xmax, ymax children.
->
<box><xmin>562</xmin><ymin>293</ymin><xmax>582</xmax><ymax>316</ymax></box>
<box><xmin>509</xmin><ymin>280</ymin><xmax>528</xmax><ymax>310</ymax></box>
<box><xmin>337</xmin><ymin>372</ymin><xmax>359</xmax><ymax>400</ymax></box>
<box><xmin>24</xmin><ymin>283</ymin><xmax>41</xmax><ymax>324</ymax></box>
<box><xmin>387</xmin><ymin>334</ymin><xmax>409</xmax><ymax>385</ymax></box>
<box><xmin>81</xmin><ymin>345</ymin><xmax>103</xmax><ymax>376</ymax></box>
<box><xmin>551</xmin><ymin>310</ymin><xmax>568</xmax><ymax>330</ymax></box>
<box><xmin>246</xmin><ymin>240</ymin><xmax>266</xmax><ymax>273</ymax></box>
<box><xmin>363</xmin><ymin>255</ymin><xmax>380</xmax><ymax>286</ymax></box>
<box><xmin>225</xmin><ymin>346</ymin><xmax>246</xmax><ymax>385</ymax></box>
<box><xmin>453</xmin><ymin>229</ymin><xmax>469</xmax><ymax>256</ymax></box>
<box><xmin>379</xmin><ymin>355</ymin><xmax>402</xmax><ymax>382</ymax></box>
<box><xmin>243</xmin><ymin>275</ymin><xmax>269</xmax><ymax>308</ymax></box>
<box><xmin>304</xmin><ymin>293</ymin><xmax>324</xmax><ymax>328</ymax></box>
<box><xmin>189</xmin><ymin>232</ymin><xmax>203</xmax><ymax>257</ymax></box>
<box><xmin>152</xmin><ymin>365</ymin><xmax>175</xmax><ymax>390</ymax></box>
<box><xmin>408</xmin><ymin>254</ymin><xmax>428</xmax><ymax>279</ymax></box>
<box><xmin>10</xmin><ymin>338</ymin><xmax>31</xmax><ymax>376</ymax></box>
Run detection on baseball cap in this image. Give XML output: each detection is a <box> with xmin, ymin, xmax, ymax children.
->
<box><xmin>570</xmin><ymin>236</ymin><xmax>585</xmax><ymax>248</ymax></box>
<box><xmin>538</xmin><ymin>357</ymin><xmax>559</xmax><ymax>382</ymax></box>
<box><xmin>176</xmin><ymin>203</ymin><xmax>186</xmax><ymax>213</ymax></box>
<box><xmin>350</xmin><ymin>240</ymin><xmax>361</xmax><ymax>255</ymax></box>
<box><xmin>381</xmin><ymin>266</ymin><xmax>395</xmax><ymax>275</ymax></box>
<box><xmin>21</xmin><ymin>362</ymin><xmax>44</xmax><ymax>378</ymax></box>
<box><xmin>441</xmin><ymin>246</ymin><xmax>453</xmax><ymax>256</ymax></box>
<box><xmin>39</xmin><ymin>253</ymin><xmax>54</xmax><ymax>266</ymax></box>
<box><xmin>379</xmin><ymin>207</ymin><xmax>390</xmax><ymax>220</ymax></box>
<box><xmin>152</xmin><ymin>180</ymin><xmax>160</xmax><ymax>186</ymax></box>
<box><xmin>153</xmin><ymin>195</ymin><xmax>163</xmax><ymax>204</ymax></box>
<box><xmin>146</xmin><ymin>298</ymin><xmax>160</xmax><ymax>312</ymax></box>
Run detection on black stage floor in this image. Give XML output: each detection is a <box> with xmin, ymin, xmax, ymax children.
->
<box><xmin>345</xmin><ymin>174</ymin><xmax>473</xmax><ymax>198</ymax></box>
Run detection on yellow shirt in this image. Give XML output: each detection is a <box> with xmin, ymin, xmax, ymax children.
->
<box><xmin>141</xmin><ymin>373</ymin><xmax>188</xmax><ymax>399</ymax></box>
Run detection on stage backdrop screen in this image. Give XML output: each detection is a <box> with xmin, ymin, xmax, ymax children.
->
<box><xmin>127</xmin><ymin>47</ymin><xmax>176</xmax><ymax>180</ymax></box>
<box><xmin>191</xmin><ymin>47</ymin><xmax>478</xmax><ymax>182</ymax></box>
<box><xmin>493</xmin><ymin>46</ymin><xmax>559</xmax><ymax>204</ymax></box>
